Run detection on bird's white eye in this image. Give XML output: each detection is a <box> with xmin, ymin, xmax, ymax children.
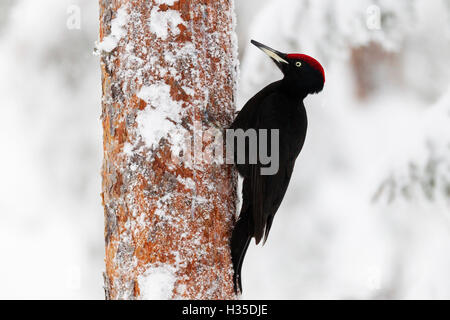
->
<box><xmin>296</xmin><ymin>61</ymin><xmax>302</xmax><ymax>67</ymax></box>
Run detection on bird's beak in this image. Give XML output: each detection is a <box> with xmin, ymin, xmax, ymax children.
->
<box><xmin>251</xmin><ymin>40</ymin><xmax>288</xmax><ymax>71</ymax></box>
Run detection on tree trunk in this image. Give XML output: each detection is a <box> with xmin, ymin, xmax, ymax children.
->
<box><xmin>99</xmin><ymin>0</ymin><xmax>238</xmax><ymax>300</ymax></box>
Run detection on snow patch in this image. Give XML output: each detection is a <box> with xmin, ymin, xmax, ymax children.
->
<box><xmin>136</xmin><ymin>82</ymin><xmax>183</xmax><ymax>149</ymax></box>
<box><xmin>138</xmin><ymin>265</ymin><xmax>176</xmax><ymax>300</ymax></box>
<box><xmin>182</xmin><ymin>86</ymin><xmax>195</xmax><ymax>97</ymax></box>
<box><xmin>95</xmin><ymin>6</ymin><xmax>129</xmax><ymax>53</ymax></box>
<box><xmin>123</xmin><ymin>142</ymin><xmax>133</xmax><ymax>156</ymax></box>
<box><xmin>177</xmin><ymin>176</ymin><xmax>195</xmax><ymax>190</ymax></box>
<box><xmin>155</xmin><ymin>0</ymin><xmax>178</xmax><ymax>5</ymax></box>
<box><xmin>149</xmin><ymin>7</ymin><xmax>185</xmax><ymax>40</ymax></box>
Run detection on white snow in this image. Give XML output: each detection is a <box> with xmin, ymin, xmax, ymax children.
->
<box><xmin>237</xmin><ymin>0</ymin><xmax>450</xmax><ymax>300</ymax></box>
<box><xmin>373</xmin><ymin>88</ymin><xmax>450</xmax><ymax>204</ymax></box>
<box><xmin>155</xmin><ymin>0</ymin><xmax>178</xmax><ymax>5</ymax></box>
<box><xmin>136</xmin><ymin>82</ymin><xmax>183</xmax><ymax>150</ymax></box>
<box><xmin>149</xmin><ymin>7</ymin><xmax>185</xmax><ymax>40</ymax></box>
<box><xmin>137</xmin><ymin>266</ymin><xmax>177</xmax><ymax>300</ymax></box>
<box><xmin>123</xmin><ymin>142</ymin><xmax>133</xmax><ymax>157</ymax></box>
<box><xmin>1</xmin><ymin>0</ymin><xmax>450</xmax><ymax>301</ymax></box>
<box><xmin>95</xmin><ymin>6</ymin><xmax>129</xmax><ymax>53</ymax></box>
<box><xmin>0</xmin><ymin>0</ymin><xmax>105</xmax><ymax>299</ymax></box>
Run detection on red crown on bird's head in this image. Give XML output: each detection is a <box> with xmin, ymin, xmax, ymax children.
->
<box><xmin>287</xmin><ymin>54</ymin><xmax>325</xmax><ymax>82</ymax></box>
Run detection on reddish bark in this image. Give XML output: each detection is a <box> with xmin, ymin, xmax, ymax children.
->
<box><xmin>99</xmin><ymin>0</ymin><xmax>238</xmax><ymax>299</ymax></box>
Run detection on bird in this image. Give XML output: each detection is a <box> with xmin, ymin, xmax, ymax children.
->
<box><xmin>229</xmin><ymin>40</ymin><xmax>325</xmax><ymax>293</ymax></box>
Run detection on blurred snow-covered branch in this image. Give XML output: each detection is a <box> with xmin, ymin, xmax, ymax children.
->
<box><xmin>373</xmin><ymin>88</ymin><xmax>450</xmax><ymax>205</ymax></box>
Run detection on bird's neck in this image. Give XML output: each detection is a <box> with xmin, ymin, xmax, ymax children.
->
<box><xmin>281</xmin><ymin>77</ymin><xmax>308</xmax><ymax>102</ymax></box>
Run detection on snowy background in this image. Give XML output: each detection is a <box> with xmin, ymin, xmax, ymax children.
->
<box><xmin>0</xmin><ymin>0</ymin><xmax>449</xmax><ymax>299</ymax></box>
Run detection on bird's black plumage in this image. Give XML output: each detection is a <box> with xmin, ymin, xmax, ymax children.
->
<box><xmin>230</xmin><ymin>40</ymin><xmax>325</xmax><ymax>293</ymax></box>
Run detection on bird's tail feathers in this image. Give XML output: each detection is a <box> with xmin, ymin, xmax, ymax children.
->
<box><xmin>230</xmin><ymin>214</ymin><xmax>251</xmax><ymax>294</ymax></box>
<box><xmin>252</xmin><ymin>165</ymin><xmax>265</xmax><ymax>245</ymax></box>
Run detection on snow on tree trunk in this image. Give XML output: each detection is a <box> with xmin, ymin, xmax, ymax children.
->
<box><xmin>99</xmin><ymin>0</ymin><xmax>238</xmax><ymax>300</ymax></box>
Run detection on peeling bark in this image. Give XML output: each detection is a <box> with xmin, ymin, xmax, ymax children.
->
<box><xmin>99</xmin><ymin>0</ymin><xmax>238</xmax><ymax>300</ymax></box>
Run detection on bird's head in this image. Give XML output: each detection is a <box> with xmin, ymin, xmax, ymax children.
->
<box><xmin>251</xmin><ymin>40</ymin><xmax>325</xmax><ymax>95</ymax></box>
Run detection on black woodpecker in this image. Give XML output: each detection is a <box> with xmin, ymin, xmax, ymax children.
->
<box><xmin>230</xmin><ymin>40</ymin><xmax>325</xmax><ymax>293</ymax></box>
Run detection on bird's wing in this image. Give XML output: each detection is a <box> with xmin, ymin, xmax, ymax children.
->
<box><xmin>230</xmin><ymin>81</ymin><xmax>283</xmax><ymax>178</ymax></box>
<box><xmin>230</xmin><ymin>81</ymin><xmax>282</xmax><ymax>132</ymax></box>
<box><xmin>250</xmin><ymin>93</ymin><xmax>293</xmax><ymax>244</ymax></box>
<box><xmin>262</xmin><ymin>161</ymin><xmax>294</xmax><ymax>243</ymax></box>
<box><xmin>251</xmin><ymin>158</ymin><xmax>294</xmax><ymax>244</ymax></box>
